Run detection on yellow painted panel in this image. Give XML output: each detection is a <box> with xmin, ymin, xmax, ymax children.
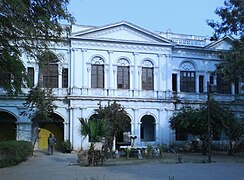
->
<box><xmin>38</xmin><ymin>128</ymin><xmax>51</xmax><ymax>150</ymax></box>
<box><xmin>38</xmin><ymin>123</ymin><xmax>64</xmax><ymax>150</ymax></box>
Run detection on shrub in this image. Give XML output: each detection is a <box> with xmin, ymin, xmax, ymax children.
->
<box><xmin>61</xmin><ymin>140</ymin><xmax>72</xmax><ymax>153</ymax></box>
<box><xmin>146</xmin><ymin>144</ymin><xmax>153</xmax><ymax>158</ymax></box>
<box><xmin>0</xmin><ymin>140</ymin><xmax>33</xmax><ymax>168</ymax></box>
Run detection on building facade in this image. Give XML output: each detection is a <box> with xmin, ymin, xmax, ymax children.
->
<box><xmin>0</xmin><ymin>21</ymin><xmax>243</xmax><ymax>150</ymax></box>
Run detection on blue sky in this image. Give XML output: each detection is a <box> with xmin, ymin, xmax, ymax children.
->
<box><xmin>68</xmin><ymin>0</ymin><xmax>224</xmax><ymax>36</ymax></box>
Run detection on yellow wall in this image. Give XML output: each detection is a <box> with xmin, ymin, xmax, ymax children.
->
<box><xmin>38</xmin><ymin>123</ymin><xmax>63</xmax><ymax>150</ymax></box>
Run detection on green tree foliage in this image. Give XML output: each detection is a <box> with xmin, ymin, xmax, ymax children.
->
<box><xmin>0</xmin><ymin>0</ymin><xmax>74</xmax><ymax>95</ymax></box>
<box><xmin>95</xmin><ymin>101</ymin><xmax>130</xmax><ymax>151</ymax></box>
<box><xmin>79</xmin><ymin>118</ymin><xmax>109</xmax><ymax>146</ymax></box>
<box><xmin>21</xmin><ymin>86</ymin><xmax>57</xmax><ymax>122</ymax></box>
<box><xmin>170</xmin><ymin>100</ymin><xmax>241</xmax><ymax>154</ymax></box>
<box><xmin>207</xmin><ymin>0</ymin><xmax>244</xmax><ymax>83</ymax></box>
<box><xmin>221</xmin><ymin>116</ymin><xmax>244</xmax><ymax>154</ymax></box>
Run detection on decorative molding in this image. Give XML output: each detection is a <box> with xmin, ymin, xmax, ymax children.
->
<box><xmin>81</xmin><ymin>26</ymin><xmax>159</xmax><ymax>43</ymax></box>
<box><xmin>181</xmin><ymin>62</ymin><xmax>195</xmax><ymax>71</ymax></box>
<box><xmin>173</xmin><ymin>49</ymin><xmax>218</xmax><ymax>59</ymax></box>
<box><xmin>107</xmin><ymin>50</ymin><xmax>114</xmax><ymax>54</ymax></box>
<box><xmin>118</xmin><ymin>58</ymin><xmax>130</xmax><ymax>66</ymax></box>
<box><xmin>71</xmin><ymin>41</ymin><xmax>170</xmax><ymax>53</ymax></box>
<box><xmin>142</xmin><ymin>60</ymin><xmax>153</xmax><ymax>67</ymax></box>
<box><xmin>81</xmin><ymin>48</ymin><xmax>87</xmax><ymax>52</ymax></box>
<box><xmin>56</xmin><ymin>53</ymin><xmax>66</xmax><ymax>63</ymax></box>
<box><xmin>91</xmin><ymin>56</ymin><xmax>104</xmax><ymax>64</ymax></box>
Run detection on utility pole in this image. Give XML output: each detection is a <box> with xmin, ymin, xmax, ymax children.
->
<box><xmin>207</xmin><ymin>82</ymin><xmax>211</xmax><ymax>163</ymax></box>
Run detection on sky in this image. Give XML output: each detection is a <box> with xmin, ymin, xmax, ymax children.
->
<box><xmin>68</xmin><ymin>0</ymin><xmax>225</xmax><ymax>36</ymax></box>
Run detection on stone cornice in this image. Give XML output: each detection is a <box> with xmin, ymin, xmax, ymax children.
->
<box><xmin>71</xmin><ymin>40</ymin><xmax>172</xmax><ymax>53</ymax></box>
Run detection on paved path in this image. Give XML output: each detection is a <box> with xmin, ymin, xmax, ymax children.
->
<box><xmin>0</xmin><ymin>151</ymin><xmax>244</xmax><ymax>180</ymax></box>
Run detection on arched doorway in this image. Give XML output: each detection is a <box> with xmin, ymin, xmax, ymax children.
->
<box><xmin>0</xmin><ymin>111</ymin><xmax>17</xmax><ymax>141</ymax></box>
<box><xmin>38</xmin><ymin>113</ymin><xmax>64</xmax><ymax>151</ymax></box>
<box><xmin>116</xmin><ymin>116</ymin><xmax>131</xmax><ymax>149</ymax></box>
<box><xmin>140</xmin><ymin>115</ymin><xmax>155</xmax><ymax>141</ymax></box>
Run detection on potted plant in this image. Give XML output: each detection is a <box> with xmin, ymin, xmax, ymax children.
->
<box><xmin>78</xmin><ymin>118</ymin><xmax>109</xmax><ymax>166</ymax></box>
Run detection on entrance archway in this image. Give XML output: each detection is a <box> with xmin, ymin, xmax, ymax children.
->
<box><xmin>116</xmin><ymin>116</ymin><xmax>131</xmax><ymax>149</ymax></box>
<box><xmin>140</xmin><ymin>115</ymin><xmax>155</xmax><ymax>141</ymax></box>
<box><xmin>38</xmin><ymin>113</ymin><xmax>64</xmax><ymax>150</ymax></box>
<box><xmin>0</xmin><ymin>111</ymin><xmax>16</xmax><ymax>141</ymax></box>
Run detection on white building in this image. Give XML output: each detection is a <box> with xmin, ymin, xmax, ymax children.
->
<box><xmin>0</xmin><ymin>21</ymin><xmax>243</xmax><ymax>151</ymax></box>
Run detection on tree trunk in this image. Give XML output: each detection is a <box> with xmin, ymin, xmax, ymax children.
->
<box><xmin>228</xmin><ymin>140</ymin><xmax>234</xmax><ymax>155</ymax></box>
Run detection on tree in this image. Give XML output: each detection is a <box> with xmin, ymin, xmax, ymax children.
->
<box><xmin>0</xmin><ymin>0</ymin><xmax>74</xmax><ymax>95</ymax></box>
<box><xmin>79</xmin><ymin>118</ymin><xmax>109</xmax><ymax>166</ymax></box>
<box><xmin>221</xmin><ymin>115</ymin><xmax>244</xmax><ymax>155</ymax></box>
<box><xmin>21</xmin><ymin>86</ymin><xmax>57</xmax><ymax>146</ymax></box>
<box><xmin>79</xmin><ymin>118</ymin><xmax>109</xmax><ymax>148</ymax></box>
<box><xmin>170</xmin><ymin>106</ymin><xmax>210</xmax><ymax>154</ymax></box>
<box><xmin>169</xmin><ymin>100</ymin><xmax>237</xmax><ymax>155</ymax></box>
<box><xmin>95</xmin><ymin>101</ymin><xmax>130</xmax><ymax>152</ymax></box>
<box><xmin>207</xmin><ymin>0</ymin><xmax>244</xmax><ymax>83</ymax></box>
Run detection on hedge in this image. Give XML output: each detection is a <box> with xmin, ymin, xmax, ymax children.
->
<box><xmin>0</xmin><ymin>140</ymin><xmax>33</xmax><ymax>168</ymax></box>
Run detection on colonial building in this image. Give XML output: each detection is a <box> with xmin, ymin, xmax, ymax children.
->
<box><xmin>0</xmin><ymin>21</ymin><xmax>243</xmax><ymax>150</ymax></box>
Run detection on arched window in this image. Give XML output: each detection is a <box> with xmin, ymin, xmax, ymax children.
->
<box><xmin>180</xmin><ymin>62</ymin><xmax>195</xmax><ymax>92</ymax></box>
<box><xmin>38</xmin><ymin>51</ymin><xmax>59</xmax><ymax>88</ymax></box>
<box><xmin>117</xmin><ymin>58</ymin><xmax>130</xmax><ymax>89</ymax></box>
<box><xmin>142</xmin><ymin>60</ymin><xmax>154</xmax><ymax>90</ymax></box>
<box><xmin>91</xmin><ymin>56</ymin><xmax>104</xmax><ymax>88</ymax></box>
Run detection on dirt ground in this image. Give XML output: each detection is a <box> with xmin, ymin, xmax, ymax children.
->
<box><xmin>89</xmin><ymin>151</ymin><xmax>244</xmax><ymax>167</ymax></box>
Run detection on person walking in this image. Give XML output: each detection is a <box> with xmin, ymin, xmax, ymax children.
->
<box><xmin>48</xmin><ymin>134</ymin><xmax>56</xmax><ymax>155</ymax></box>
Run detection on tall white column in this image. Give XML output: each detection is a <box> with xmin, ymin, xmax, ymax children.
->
<box><xmin>157</xmin><ymin>108</ymin><xmax>164</xmax><ymax>143</ymax></box>
<box><xmin>69</xmin><ymin>49</ymin><xmax>74</xmax><ymax>88</ymax></box>
<box><xmin>161</xmin><ymin>54</ymin><xmax>167</xmax><ymax>91</ymax></box>
<box><xmin>69</xmin><ymin>106</ymin><xmax>74</xmax><ymax>146</ymax></box>
<box><xmin>177</xmin><ymin>71</ymin><xmax>181</xmax><ymax>92</ymax></box>
<box><xmin>231</xmin><ymin>83</ymin><xmax>235</xmax><ymax>95</ymax></box>
<box><xmin>81</xmin><ymin>49</ymin><xmax>87</xmax><ymax>88</ymax></box>
<box><xmin>154</xmin><ymin>68</ymin><xmax>159</xmax><ymax>91</ymax></box>
<box><xmin>108</xmin><ymin>51</ymin><xmax>114</xmax><ymax>89</ymax></box>
<box><xmin>196</xmin><ymin>73</ymin><xmax>199</xmax><ymax>93</ymax></box>
<box><xmin>70</xmin><ymin>48</ymin><xmax>79</xmax><ymax>88</ymax></box>
<box><xmin>87</xmin><ymin>64</ymin><xmax>91</xmax><ymax>88</ymax></box>
<box><xmin>165</xmin><ymin>109</ymin><xmax>174</xmax><ymax>145</ymax></box>
<box><xmin>166</xmin><ymin>55</ymin><xmax>172</xmax><ymax>91</ymax></box>
<box><xmin>63</xmin><ymin>112</ymin><xmax>68</xmax><ymax>141</ymax></box>
<box><xmin>132</xmin><ymin>108</ymin><xmax>139</xmax><ymax>138</ymax></box>
<box><xmin>133</xmin><ymin>52</ymin><xmax>139</xmax><ymax>90</ymax></box>
<box><xmin>58</xmin><ymin>64</ymin><xmax>62</xmax><ymax>89</ymax></box>
<box><xmin>73</xmin><ymin>107</ymin><xmax>81</xmax><ymax>150</ymax></box>
<box><xmin>157</xmin><ymin>54</ymin><xmax>163</xmax><ymax>91</ymax></box>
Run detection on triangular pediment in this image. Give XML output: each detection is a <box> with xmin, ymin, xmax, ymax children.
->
<box><xmin>205</xmin><ymin>36</ymin><xmax>234</xmax><ymax>50</ymax></box>
<box><xmin>70</xmin><ymin>21</ymin><xmax>172</xmax><ymax>45</ymax></box>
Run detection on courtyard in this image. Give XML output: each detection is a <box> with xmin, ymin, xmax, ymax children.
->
<box><xmin>0</xmin><ymin>150</ymin><xmax>243</xmax><ymax>180</ymax></box>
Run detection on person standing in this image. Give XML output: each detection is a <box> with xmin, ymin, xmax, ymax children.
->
<box><xmin>48</xmin><ymin>134</ymin><xmax>56</xmax><ymax>155</ymax></box>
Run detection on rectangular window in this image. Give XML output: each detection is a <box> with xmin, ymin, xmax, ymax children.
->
<box><xmin>91</xmin><ymin>65</ymin><xmax>104</xmax><ymax>88</ymax></box>
<box><xmin>180</xmin><ymin>71</ymin><xmax>195</xmax><ymax>92</ymax></box>
<box><xmin>40</xmin><ymin>64</ymin><xmax>58</xmax><ymax>88</ymax></box>
<box><xmin>142</xmin><ymin>67</ymin><xmax>154</xmax><ymax>90</ymax></box>
<box><xmin>27</xmin><ymin>67</ymin><xmax>34</xmax><ymax>88</ymax></box>
<box><xmin>62</xmin><ymin>68</ymin><xmax>68</xmax><ymax>88</ymax></box>
<box><xmin>117</xmin><ymin>66</ymin><xmax>130</xmax><ymax>89</ymax></box>
<box><xmin>172</xmin><ymin>74</ymin><xmax>177</xmax><ymax>92</ymax></box>
<box><xmin>199</xmin><ymin>75</ymin><xmax>204</xmax><ymax>93</ymax></box>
